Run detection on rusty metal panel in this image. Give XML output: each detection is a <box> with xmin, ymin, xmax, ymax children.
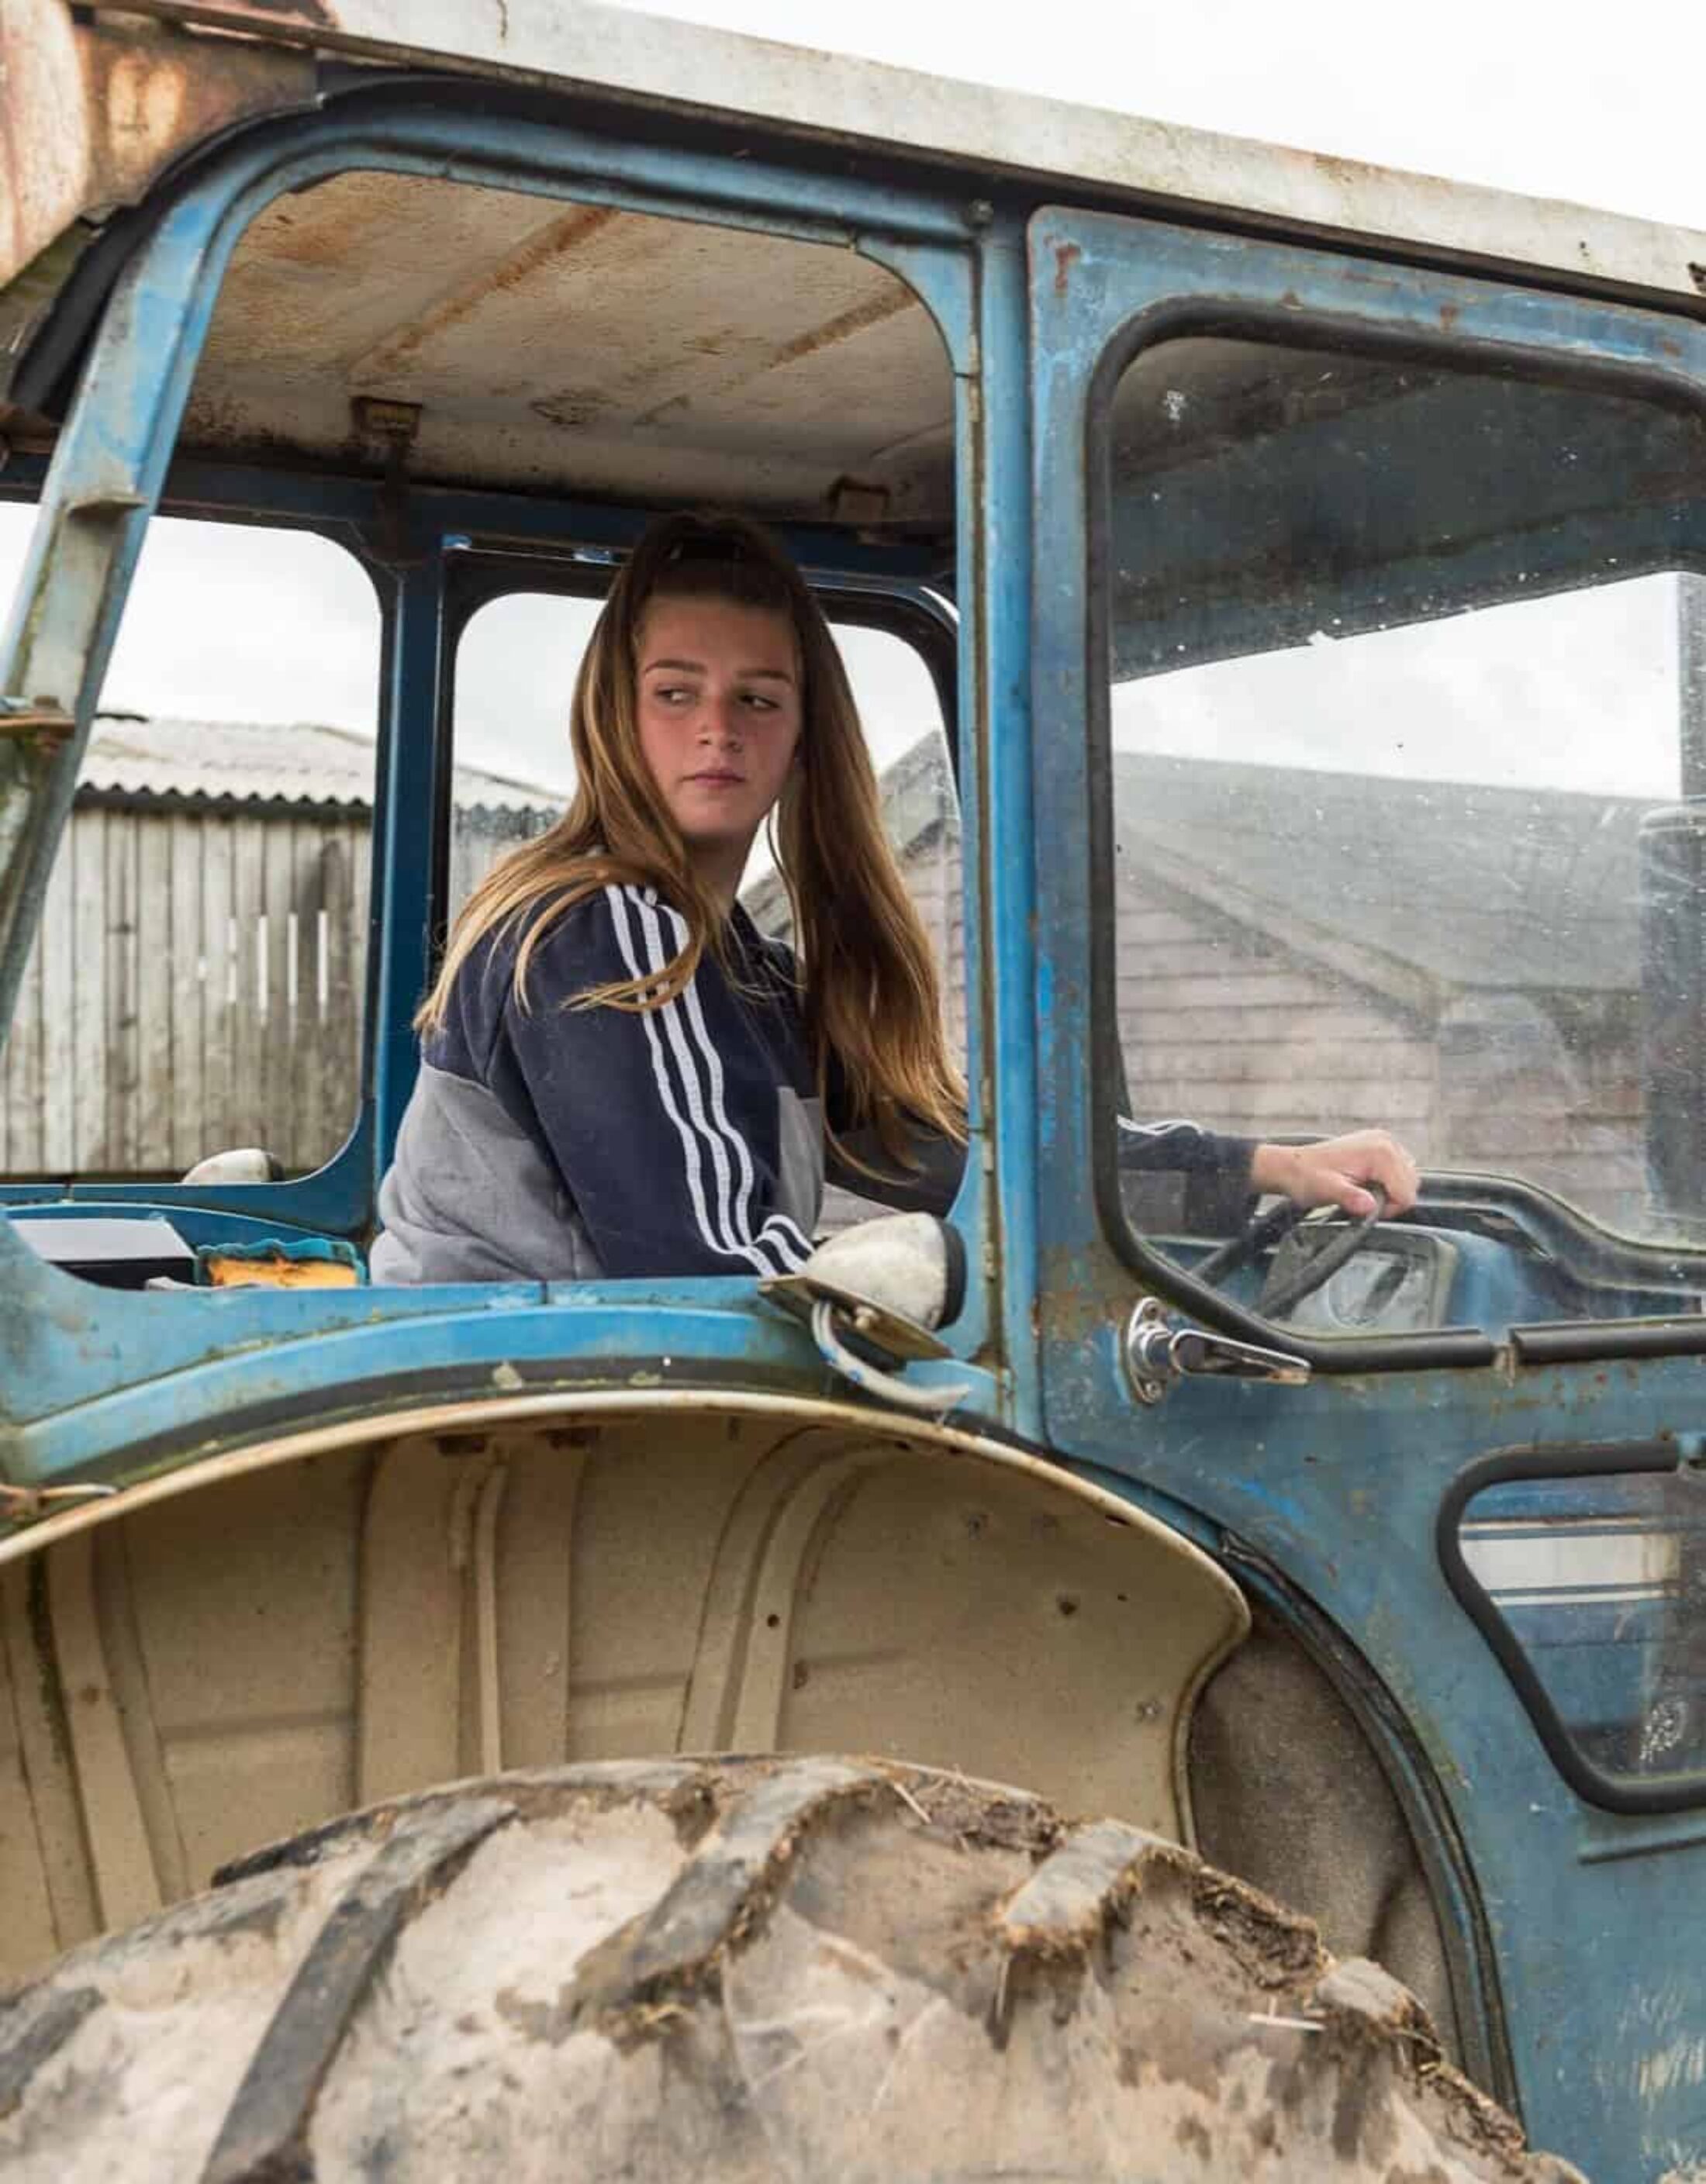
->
<box><xmin>0</xmin><ymin>2</ymin><xmax>314</xmax><ymax>390</ymax></box>
<box><xmin>178</xmin><ymin>174</ymin><xmax>953</xmax><ymax>519</ymax></box>
<box><xmin>112</xmin><ymin>0</ymin><xmax>1706</xmax><ymax>310</ymax></box>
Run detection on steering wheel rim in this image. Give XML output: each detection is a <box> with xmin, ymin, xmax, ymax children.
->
<box><xmin>1195</xmin><ymin>1184</ymin><xmax>1389</xmax><ymax>1320</ymax></box>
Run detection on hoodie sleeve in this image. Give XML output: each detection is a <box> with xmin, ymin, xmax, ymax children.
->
<box><xmin>817</xmin><ymin>1044</ymin><xmax>965</xmax><ymax>1216</ymax></box>
<box><xmin>824</xmin><ymin>1125</ymin><xmax>965</xmax><ymax>1216</ymax></box>
<box><xmin>1115</xmin><ymin>1116</ymin><xmax>1257</xmax><ymax>1236</ymax></box>
<box><xmin>467</xmin><ymin>886</ymin><xmax>816</xmax><ymax>1279</ymax></box>
<box><xmin>1114</xmin><ymin>1116</ymin><xmax>1255</xmax><ymax>1178</ymax></box>
<box><xmin>820</xmin><ymin>1076</ymin><xmax>1255</xmax><ymax>1223</ymax></box>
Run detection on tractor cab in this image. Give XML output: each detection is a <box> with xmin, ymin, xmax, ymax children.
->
<box><xmin>3</xmin><ymin>7</ymin><xmax>1706</xmax><ymax>2177</ymax></box>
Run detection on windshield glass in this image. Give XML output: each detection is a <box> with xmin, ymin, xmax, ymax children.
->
<box><xmin>1101</xmin><ymin>333</ymin><xmax>1706</xmax><ymax>1332</ymax></box>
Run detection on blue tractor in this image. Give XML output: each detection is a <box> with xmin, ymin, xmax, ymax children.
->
<box><xmin>0</xmin><ymin>5</ymin><xmax>1702</xmax><ymax>2176</ymax></box>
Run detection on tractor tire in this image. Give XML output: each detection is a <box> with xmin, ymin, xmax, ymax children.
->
<box><xmin>0</xmin><ymin>1755</ymin><xmax>1584</xmax><ymax>2182</ymax></box>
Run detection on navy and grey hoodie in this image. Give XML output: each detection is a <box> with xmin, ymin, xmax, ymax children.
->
<box><xmin>371</xmin><ymin>883</ymin><xmax>1254</xmax><ymax>1284</ymax></box>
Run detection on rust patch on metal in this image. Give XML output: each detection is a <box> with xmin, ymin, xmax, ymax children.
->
<box><xmin>634</xmin><ymin>391</ymin><xmax>692</xmax><ymax>430</ymax></box>
<box><xmin>2</xmin><ymin>6</ymin><xmax>313</xmax><ymax>291</ymax></box>
<box><xmin>219</xmin><ymin>0</ymin><xmax>337</xmax><ymax>22</ymax></box>
<box><xmin>765</xmin><ymin>286</ymin><xmax>920</xmax><ymax>374</ymax></box>
<box><xmin>1438</xmin><ymin>301</ymin><xmax>1461</xmax><ymax>331</ymax></box>
<box><xmin>351</xmin><ymin>204</ymin><xmax>623</xmax><ymax>381</ymax></box>
<box><xmin>1052</xmin><ymin>240</ymin><xmax>1081</xmax><ymax>298</ymax></box>
<box><xmin>531</xmin><ymin>389</ymin><xmax>611</xmax><ymax>430</ymax></box>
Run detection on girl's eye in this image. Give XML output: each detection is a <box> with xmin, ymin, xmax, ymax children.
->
<box><xmin>741</xmin><ymin>692</ymin><xmax>779</xmax><ymax>712</ymax></box>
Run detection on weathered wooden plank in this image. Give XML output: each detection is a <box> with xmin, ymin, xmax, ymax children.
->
<box><xmin>1129</xmin><ymin>1073</ymin><xmax>1435</xmax><ymax>1126</ymax></box>
<box><xmin>199</xmin><ymin>816</ymin><xmax>234</xmax><ymax>1157</ymax></box>
<box><xmin>292</xmin><ymin>822</ymin><xmax>327</xmax><ymax>1171</ymax></box>
<box><xmin>1117</xmin><ymin>971</ymin><xmax>1341</xmax><ymax>1013</ymax></box>
<box><xmin>135</xmin><ymin>816</ymin><xmax>174</xmax><ymax>1172</ymax></box>
<box><xmin>168</xmin><ymin>814</ymin><xmax>205</xmax><ymax>1173</ymax></box>
<box><xmin>350</xmin><ymin>816</ymin><xmax>373</xmax><ymax>1110</ymax></box>
<box><xmin>230</xmin><ymin>813</ymin><xmax>268</xmax><ymax>1150</ymax></box>
<box><xmin>1445</xmin><ymin>1112</ymin><xmax>1594</xmax><ymax>1160</ymax></box>
<box><xmin>1121</xmin><ymin>1002</ymin><xmax>1425</xmax><ymax>1046</ymax></box>
<box><xmin>262</xmin><ymin>822</ymin><xmax>295</xmax><ymax>1168</ymax></box>
<box><xmin>3</xmin><ymin>915</ymin><xmax>42</xmax><ymax>1173</ymax></box>
<box><xmin>1126</xmin><ymin>1039</ymin><xmax>1433</xmax><ymax>1086</ymax></box>
<box><xmin>317</xmin><ymin>826</ymin><xmax>357</xmax><ymax>1158</ymax></box>
<box><xmin>71</xmin><ymin>812</ymin><xmax>109</xmax><ymax>1172</ymax></box>
<box><xmin>1114</xmin><ymin>907</ymin><xmax>1202</xmax><ymax>947</ymax></box>
<box><xmin>0</xmin><ymin>928</ymin><xmax>10</xmax><ymax>1163</ymax></box>
<box><xmin>37</xmin><ymin>828</ymin><xmax>75</xmax><ymax>1175</ymax></box>
<box><xmin>446</xmin><ymin>815</ymin><xmax>479</xmax><ymax>930</ymax></box>
<box><xmin>105</xmin><ymin>810</ymin><xmax>139</xmax><ymax>1171</ymax></box>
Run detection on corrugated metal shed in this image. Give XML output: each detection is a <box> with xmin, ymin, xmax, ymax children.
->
<box><xmin>76</xmin><ymin>715</ymin><xmax>558</xmax><ymax>815</ymax></box>
<box><xmin>839</xmin><ymin>730</ymin><xmax>1649</xmax><ymax>1000</ymax></box>
<box><xmin>1111</xmin><ymin>753</ymin><xmax>1648</xmax><ymax>1001</ymax></box>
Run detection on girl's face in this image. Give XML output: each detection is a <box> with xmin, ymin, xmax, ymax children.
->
<box><xmin>634</xmin><ymin>596</ymin><xmax>803</xmax><ymax>875</ymax></box>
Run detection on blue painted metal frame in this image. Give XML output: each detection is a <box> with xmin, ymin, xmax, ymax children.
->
<box><xmin>1028</xmin><ymin>206</ymin><xmax>1706</xmax><ymax>2181</ymax></box>
<box><xmin>0</xmin><ymin>456</ymin><xmax>951</xmax><ymax>1241</ymax></box>
<box><xmin>0</xmin><ymin>95</ymin><xmax>1014</xmax><ymax>1447</ymax></box>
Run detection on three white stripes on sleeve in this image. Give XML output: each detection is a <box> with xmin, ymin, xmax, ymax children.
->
<box><xmin>604</xmin><ymin>885</ymin><xmax>814</xmax><ymax>1275</ymax></box>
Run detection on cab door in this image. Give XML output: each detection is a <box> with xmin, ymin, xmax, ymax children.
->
<box><xmin>1027</xmin><ymin>206</ymin><xmax>1706</xmax><ymax>2182</ymax></box>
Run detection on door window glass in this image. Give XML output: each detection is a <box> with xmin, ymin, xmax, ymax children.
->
<box><xmin>1099</xmin><ymin>335</ymin><xmax>1706</xmax><ymax>1328</ymax></box>
<box><xmin>1452</xmin><ymin>1461</ymin><xmax>1706</xmax><ymax>1799</ymax></box>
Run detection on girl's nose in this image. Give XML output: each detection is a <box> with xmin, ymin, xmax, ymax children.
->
<box><xmin>698</xmin><ymin>697</ymin><xmax>743</xmax><ymax>745</ymax></box>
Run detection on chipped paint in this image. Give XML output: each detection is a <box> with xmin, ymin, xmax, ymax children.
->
<box><xmin>1</xmin><ymin>5</ymin><xmax>313</xmax><ymax>348</ymax></box>
<box><xmin>1638</xmin><ymin>2036</ymin><xmax>1706</xmax><ymax>2103</ymax></box>
<box><xmin>169</xmin><ymin>172</ymin><xmax>954</xmax><ymax>518</ymax></box>
<box><xmin>101</xmin><ymin>0</ymin><xmax>1706</xmax><ymax>311</ymax></box>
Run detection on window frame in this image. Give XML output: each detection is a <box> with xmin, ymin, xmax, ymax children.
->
<box><xmin>0</xmin><ymin>464</ymin><xmax>389</xmax><ymax>1227</ymax></box>
<box><xmin>1438</xmin><ymin>1437</ymin><xmax>1706</xmax><ymax>1815</ymax></box>
<box><xmin>1041</xmin><ymin>229</ymin><xmax>1706</xmax><ymax>1370</ymax></box>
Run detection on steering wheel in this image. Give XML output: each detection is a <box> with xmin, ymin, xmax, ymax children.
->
<box><xmin>1193</xmin><ymin>1185</ymin><xmax>1389</xmax><ymax>1320</ymax></box>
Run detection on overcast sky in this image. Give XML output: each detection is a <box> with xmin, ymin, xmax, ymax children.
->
<box><xmin>2</xmin><ymin>0</ymin><xmax>1701</xmax><ymax>801</ymax></box>
<box><xmin>619</xmin><ymin>0</ymin><xmax>1706</xmax><ymax>231</ymax></box>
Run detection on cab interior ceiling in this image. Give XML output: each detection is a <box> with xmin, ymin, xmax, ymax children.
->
<box><xmin>157</xmin><ymin>171</ymin><xmax>956</xmax><ymax>540</ymax></box>
<box><xmin>1109</xmin><ymin>337</ymin><xmax>1706</xmax><ymax>678</ymax></box>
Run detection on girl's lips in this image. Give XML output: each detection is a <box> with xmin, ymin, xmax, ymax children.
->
<box><xmin>686</xmin><ymin>771</ymin><xmax>744</xmax><ymax>786</ymax></box>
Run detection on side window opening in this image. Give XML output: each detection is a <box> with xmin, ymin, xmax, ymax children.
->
<box><xmin>450</xmin><ymin>585</ymin><xmax>960</xmax><ymax>1236</ymax></box>
<box><xmin>0</xmin><ymin>503</ymin><xmax>381</xmax><ymax>1186</ymax></box>
<box><xmin>4</xmin><ymin>164</ymin><xmax>961</xmax><ymax>1289</ymax></box>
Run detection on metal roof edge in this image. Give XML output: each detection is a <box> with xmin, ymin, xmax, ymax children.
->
<box><xmin>116</xmin><ymin>0</ymin><xmax>1706</xmax><ymax>310</ymax></box>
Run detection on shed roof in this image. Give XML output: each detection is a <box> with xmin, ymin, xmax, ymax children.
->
<box><xmin>76</xmin><ymin>714</ymin><xmax>557</xmax><ymax>814</ymax></box>
<box><xmin>1110</xmin><ymin>754</ymin><xmax>1649</xmax><ymax>1006</ymax></box>
<box><xmin>859</xmin><ymin>732</ymin><xmax>1654</xmax><ymax>1006</ymax></box>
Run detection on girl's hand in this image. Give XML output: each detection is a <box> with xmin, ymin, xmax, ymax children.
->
<box><xmin>1249</xmin><ymin>1130</ymin><xmax>1420</xmax><ymax>1220</ymax></box>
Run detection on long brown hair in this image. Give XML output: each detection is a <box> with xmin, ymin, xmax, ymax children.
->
<box><xmin>418</xmin><ymin>510</ymin><xmax>965</xmax><ymax>1166</ymax></box>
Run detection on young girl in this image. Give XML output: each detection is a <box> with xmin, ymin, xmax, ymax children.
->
<box><xmin>371</xmin><ymin>512</ymin><xmax>1414</xmax><ymax>1285</ymax></box>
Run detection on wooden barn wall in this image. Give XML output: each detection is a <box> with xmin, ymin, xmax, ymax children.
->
<box><xmin>0</xmin><ymin>804</ymin><xmax>542</xmax><ymax>1181</ymax></box>
<box><xmin>893</xmin><ymin>830</ymin><xmax>1649</xmax><ymax>1237</ymax></box>
<box><xmin>1113</xmin><ymin>874</ymin><xmax>1441</xmax><ymax>1155</ymax></box>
